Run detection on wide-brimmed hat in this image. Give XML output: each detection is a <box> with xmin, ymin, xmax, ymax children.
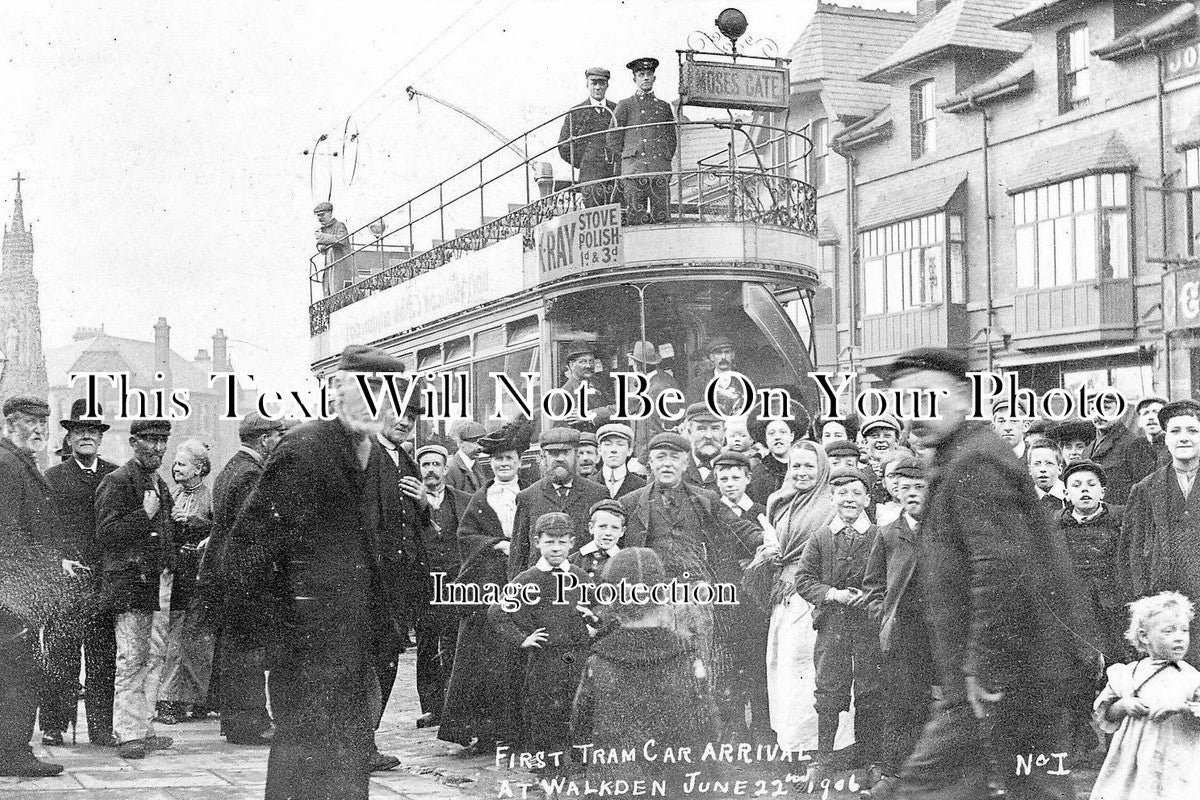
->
<box><xmin>61</xmin><ymin>398</ymin><xmax>109</xmax><ymax>432</ymax></box>
<box><xmin>627</xmin><ymin>340</ymin><xmax>661</xmax><ymax>365</ymax></box>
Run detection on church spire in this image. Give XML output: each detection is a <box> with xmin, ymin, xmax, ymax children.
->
<box><xmin>9</xmin><ymin>172</ymin><xmax>26</xmax><ymax>233</ymax></box>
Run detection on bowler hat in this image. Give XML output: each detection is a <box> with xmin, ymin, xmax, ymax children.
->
<box><xmin>130</xmin><ymin>419</ymin><xmax>171</xmax><ymax>438</ymax></box>
<box><xmin>824</xmin><ymin>439</ymin><xmax>861</xmax><ymax>459</ymax></box>
<box><xmin>336</xmin><ymin>344</ymin><xmax>406</xmax><ymax>374</ymax></box>
<box><xmin>886</xmin><ymin>347</ymin><xmax>969</xmax><ymax>383</ymax></box>
<box><xmin>2</xmin><ymin>396</ymin><xmax>49</xmax><ymax>418</ymax></box>
<box><xmin>585</xmin><ymin>67</ymin><xmax>611</xmax><ymax>80</ymax></box>
<box><xmin>647</xmin><ymin>431</ymin><xmax>689</xmax><ymax>453</ymax></box>
<box><xmin>626</xmin><ymin>57</ymin><xmax>660</xmax><ymax>73</ymax></box>
<box><xmin>627</xmin><ymin>340</ymin><xmax>661</xmax><ymax>365</ymax></box>
<box><xmin>597</xmin><ymin>423</ymin><xmax>634</xmax><ymax>444</ymax></box>
<box><xmin>540</xmin><ymin>426</ymin><xmax>581</xmax><ymax>449</ymax></box>
<box><xmin>61</xmin><ymin>398</ymin><xmax>109</xmax><ymax>431</ymax></box>
<box><xmin>1062</xmin><ymin>460</ymin><xmax>1107</xmax><ymax>487</ymax></box>
<box><xmin>313</xmin><ymin>201</ymin><xmax>334</xmax><ymax>214</ymax></box>
<box><xmin>712</xmin><ymin>450</ymin><xmax>751</xmax><ymax>470</ymax></box>
<box><xmin>1049</xmin><ymin>419</ymin><xmax>1095</xmax><ymax>444</ymax></box>
<box><xmin>238</xmin><ymin>411</ymin><xmax>285</xmax><ymax>439</ymax></box>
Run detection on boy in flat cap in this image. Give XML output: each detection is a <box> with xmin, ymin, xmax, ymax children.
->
<box><xmin>596</xmin><ymin>423</ymin><xmax>645</xmax><ymax>499</ymax></box>
<box><xmin>569</xmin><ymin>499</ymin><xmax>626</xmax><ymax>580</ymax></box>
<box><xmin>607</xmin><ymin>56</ymin><xmax>676</xmax><ymax>224</ymax></box>
<box><xmin>314</xmin><ymin>201</ymin><xmax>351</xmax><ymax>297</ymax></box>
<box><xmin>490</xmin><ymin>512</ymin><xmax>595</xmax><ymax>772</ymax></box>
<box><xmin>795</xmin><ymin>467</ymin><xmax>884</xmax><ymax>785</ymax></box>
<box><xmin>558</xmin><ymin>68</ymin><xmax>617</xmax><ymax>208</ymax></box>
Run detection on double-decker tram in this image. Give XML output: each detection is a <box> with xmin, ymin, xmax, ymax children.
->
<box><xmin>306</xmin><ymin>104</ymin><xmax>820</xmax><ymax>438</ymax></box>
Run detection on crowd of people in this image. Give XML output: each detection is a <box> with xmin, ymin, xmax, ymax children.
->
<box><xmin>3</xmin><ymin>343</ymin><xmax>1200</xmax><ymax>800</ymax></box>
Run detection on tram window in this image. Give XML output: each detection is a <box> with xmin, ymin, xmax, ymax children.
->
<box><xmin>417</xmin><ymin>346</ymin><xmax>442</xmax><ymax>370</ymax></box>
<box><xmin>507</xmin><ymin>316</ymin><xmax>539</xmax><ymax>346</ymax></box>
<box><xmin>473</xmin><ymin>346</ymin><xmax>539</xmax><ymax>422</ymax></box>
<box><xmin>475</xmin><ymin>327</ymin><xmax>505</xmax><ymax>357</ymax></box>
<box><xmin>445</xmin><ymin>336</ymin><xmax>470</xmax><ymax>363</ymax></box>
<box><xmin>398</xmin><ymin>353</ymin><xmax>416</xmax><ymax>373</ymax></box>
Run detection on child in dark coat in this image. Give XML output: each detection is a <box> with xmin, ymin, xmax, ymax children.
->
<box><xmin>490</xmin><ymin>512</ymin><xmax>595</xmax><ymax>771</ymax></box>
<box><xmin>568</xmin><ymin>499</ymin><xmax>625</xmax><ymax>580</ymax></box>
<box><xmin>795</xmin><ymin>467</ymin><xmax>884</xmax><ymax>784</ymax></box>
<box><xmin>571</xmin><ymin>548</ymin><xmax>720</xmax><ymax>796</ymax></box>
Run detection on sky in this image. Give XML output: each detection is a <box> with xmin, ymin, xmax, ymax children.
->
<box><xmin>1</xmin><ymin>0</ymin><xmax>912</xmax><ymax>393</ymax></box>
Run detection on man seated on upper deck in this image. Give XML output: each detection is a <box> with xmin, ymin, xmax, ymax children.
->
<box><xmin>607</xmin><ymin>57</ymin><xmax>676</xmax><ymax>225</ymax></box>
<box><xmin>558</xmin><ymin>67</ymin><xmax>618</xmax><ymax>209</ymax></box>
<box><xmin>314</xmin><ymin>201</ymin><xmax>351</xmax><ymax>297</ymax></box>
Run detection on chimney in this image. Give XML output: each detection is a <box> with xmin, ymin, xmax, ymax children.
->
<box><xmin>915</xmin><ymin>0</ymin><xmax>949</xmax><ymax>28</ymax></box>
<box><xmin>194</xmin><ymin>347</ymin><xmax>211</xmax><ymax>366</ymax></box>
<box><xmin>212</xmin><ymin>328</ymin><xmax>229</xmax><ymax>371</ymax></box>
<box><xmin>154</xmin><ymin>317</ymin><xmax>172</xmax><ymax>383</ymax></box>
<box><xmin>73</xmin><ymin>324</ymin><xmax>106</xmax><ymax>341</ymax></box>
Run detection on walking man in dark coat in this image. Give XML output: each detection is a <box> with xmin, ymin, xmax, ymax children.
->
<box><xmin>608</xmin><ymin>57</ymin><xmax>677</xmax><ymax>224</ymax></box>
<box><xmin>1087</xmin><ymin>391</ymin><xmax>1157</xmax><ymax>505</ymax></box>
<box><xmin>559</xmin><ymin>67</ymin><xmax>617</xmax><ymax>208</ymax></box>
<box><xmin>0</xmin><ymin>396</ymin><xmax>66</xmax><ymax>777</ymax></box>
<box><xmin>198</xmin><ymin>411</ymin><xmax>284</xmax><ymax>745</ymax></box>
<box><xmin>221</xmin><ymin>344</ymin><xmax>406</xmax><ymax>800</ymax></box>
<box><xmin>41</xmin><ymin>399</ymin><xmax>119</xmax><ymax>747</ymax></box>
<box><xmin>885</xmin><ymin>348</ymin><xmax>1098</xmax><ymax>800</ymax></box>
<box><xmin>445</xmin><ymin>421</ymin><xmax>488</xmax><ymax>495</ymax></box>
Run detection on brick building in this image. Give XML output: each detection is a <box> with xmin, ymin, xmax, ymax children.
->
<box><xmin>784</xmin><ymin>0</ymin><xmax>1200</xmax><ymax>400</ymax></box>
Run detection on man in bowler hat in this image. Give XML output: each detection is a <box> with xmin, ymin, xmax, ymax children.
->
<box><xmin>608</xmin><ymin>57</ymin><xmax>677</xmax><ymax>224</ymax></box>
<box><xmin>559</xmin><ymin>67</ymin><xmax>618</xmax><ymax>208</ymax></box>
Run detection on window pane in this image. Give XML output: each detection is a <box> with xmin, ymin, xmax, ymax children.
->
<box><xmin>1047</xmin><ymin>183</ymin><xmax>1060</xmax><ymax>217</ymax></box>
<box><xmin>1055</xmin><ymin>217</ymin><xmax>1073</xmax><ymax>285</ymax></box>
<box><xmin>1106</xmin><ymin>211</ymin><xmax>1129</xmax><ymax>278</ymax></box>
<box><xmin>1113</xmin><ymin>172</ymin><xmax>1128</xmax><ymax>206</ymax></box>
<box><xmin>1059</xmin><ymin>182</ymin><xmax>1073</xmax><ymax>215</ymax></box>
<box><xmin>924</xmin><ymin>246</ymin><xmax>943</xmax><ymax>304</ymax></box>
<box><xmin>1025</xmin><ymin>192</ymin><xmax>1037</xmax><ymax>223</ymax></box>
<box><xmin>1084</xmin><ymin>175</ymin><xmax>1097</xmax><ymax>209</ymax></box>
<box><xmin>950</xmin><ymin>241</ymin><xmax>965</xmax><ymax>303</ymax></box>
<box><xmin>865</xmin><ymin>259</ymin><xmax>885</xmax><ymax>314</ymax></box>
<box><xmin>948</xmin><ymin>214</ymin><xmax>961</xmax><ymax>240</ymax></box>
<box><xmin>1037</xmin><ymin>187</ymin><xmax>1050</xmax><ymax>219</ymax></box>
<box><xmin>887</xmin><ymin>253</ymin><xmax>903</xmax><ymax>312</ymax></box>
<box><xmin>1073</xmin><ymin>178</ymin><xmax>1085</xmax><ymax>210</ymax></box>
<box><xmin>1016</xmin><ymin>227</ymin><xmax>1037</xmax><ymax>288</ymax></box>
<box><xmin>935</xmin><ymin>212</ymin><xmax>945</xmax><ymax>236</ymax></box>
<box><xmin>1038</xmin><ymin>220</ymin><xmax>1056</xmax><ymax>288</ymax></box>
<box><xmin>1101</xmin><ymin>173</ymin><xmax>1114</xmax><ymax>206</ymax></box>
<box><xmin>1075</xmin><ymin>211</ymin><xmax>1097</xmax><ymax>280</ymax></box>
<box><xmin>1187</xmin><ymin>149</ymin><xmax>1200</xmax><ymax>186</ymax></box>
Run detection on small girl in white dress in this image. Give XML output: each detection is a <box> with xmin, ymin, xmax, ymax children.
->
<box><xmin>1090</xmin><ymin>591</ymin><xmax>1200</xmax><ymax>800</ymax></box>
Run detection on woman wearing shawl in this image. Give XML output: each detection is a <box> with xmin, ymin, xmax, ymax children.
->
<box><xmin>746</xmin><ymin>440</ymin><xmax>852</xmax><ymax>754</ymax></box>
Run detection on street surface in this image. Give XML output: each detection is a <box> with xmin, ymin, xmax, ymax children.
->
<box><xmin>1</xmin><ymin>649</ymin><xmax>1100</xmax><ymax>799</ymax></box>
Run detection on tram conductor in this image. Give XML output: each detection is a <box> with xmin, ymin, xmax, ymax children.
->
<box><xmin>558</xmin><ymin>67</ymin><xmax>618</xmax><ymax>208</ymax></box>
<box><xmin>608</xmin><ymin>57</ymin><xmax>677</xmax><ymax>224</ymax></box>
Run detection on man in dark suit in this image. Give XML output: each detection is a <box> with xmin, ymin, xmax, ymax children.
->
<box><xmin>624</xmin><ymin>340</ymin><xmax>682</xmax><ymax>460</ymax></box>
<box><xmin>221</xmin><ymin>344</ymin><xmax>406</xmax><ymax>800</ymax></box>
<box><xmin>410</xmin><ymin>444</ymin><xmax>471</xmax><ymax>729</ymax></box>
<box><xmin>596</xmin><ymin>423</ymin><xmax>645</xmax><ymax>499</ymax></box>
<box><xmin>862</xmin><ymin>456</ymin><xmax>933</xmax><ymax>798</ymax></box>
<box><xmin>199</xmin><ymin>411</ymin><xmax>285</xmax><ymax>746</ymax></box>
<box><xmin>560</xmin><ymin>342</ymin><xmax>613</xmax><ymax>410</ymax></box>
<box><xmin>558</xmin><ymin>67</ymin><xmax>617</xmax><ymax>208</ymax></box>
<box><xmin>445</xmin><ymin>421</ymin><xmax>488</xmax><ymax>495</ymax></box>
<box><xmin>41</xmin><ymin>399</ymin><xmax>119</xmax><ymax>748</ymax></box>
<box><xmin>608</xmin><ymin>56</ymin><xmax>677</xmax><ymax>224</ymax></box>
<box><xmin>0</xmin><ymin>396</ymin><xmax>66</xmax><ymax>777</ymax></box>
<box><xmin>886</xmin><ymin>348</ymin><xmax>1097</xmax><ymax>800</ymax></box>
<box><xmin>682</xmin><ymin>403</ymin><xmax>723</xmax><ymax>490</ymax></box>
<box><xmin>688</xmin><ymin>338</ymin><xmax>748</xmax><ymax>418</ymax></box>
<box><xmin>1087</xmin><ymin>391</ymin><xmax>1158</xmax><ymax>505</ymax></box>
<box><xmin>507</xmin><ymin>426</ymin><xmax>609</xmax><ymax>578</ymax></box>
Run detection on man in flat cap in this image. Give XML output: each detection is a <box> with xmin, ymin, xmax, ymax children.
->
<box><xmin>607</xmin><ymin>57</ymin><xmax>677</xmax><ymax>225</ymax></box>
<box><xmin>596</xmin><ymin>423</ymin><xmax>645</xmax><ymax>499</ymax></box>
<box><xmin>314</xmin><ymin>201</ymin><xmax>352</xmax><ymax>297</ymax></box>
<box><xmin>558</xmin><ymin>67</ymin><xmax>618</xmax><ymax>208</ymax></box>
<box><xmin>884</xmin><ymin>347</ymin><xmax>1096</xmax><ymax>800</ymax></box>
<box><xmin>560</xmin><ymin>341</ymin><xmax>613</xmax><ymax>410</ymax></box>
<box><xmin>508</xmin><ymin>426</ymin><xmax>608</xmax><ymax>578</ymax></box>
<box><xmin>446</xmin><ymin>420</ymin><xmax>489</xmax><ymax>495</ymax></box>
<box><xmin>0</xmin><ymin>396</ymin><xmax>67</xmax><ymax>776</ymax></box>
<box><xmin>95</xmin><ymin>417</ymin><xmax>176</xmax><ymax>759</ymax></box>
<box><xmin>689</xmin><ymin>338</ymin><xmax>748</xmax><ymax>418</ymax></box>
<box><xmin>625</xmin><ymin>340</ymin><xmax>682</xmax><ymax>459</ymax></box>
<box><xmin>683</xmin><ymin>403</ymin><xmax>724</xmax><ymax>490</ymax></box>
<box><xmin>221</xmin><ymin>344</ymin><xmax>409</xmax><ymax>797</ymax></box>
<box><xmin>197</xmin><ymin>411</ymin><xmax>285</xmax><ymax>746</ymax></box>
<box><xmin>41</xmin><ymin>399</ymin><xmax>119</xmax><ymax>748</ymax></box>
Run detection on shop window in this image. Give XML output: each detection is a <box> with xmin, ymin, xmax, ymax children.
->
<box><xmin>1013</xmin><ymin>173</ymin><xmax>1129</xmax><ymax>288</ymax></box>
<box><xmin>910</xmin><ymin>80</ymin><xmax>936</xmax><ymax>159</ymax></box>
<box><xmin>858</xmin><ymin>212</ymin><xmax>961</xmax><ymax>315</ymax></box>
<box><xmin>1057</xmin><ymin>24</ymin><xmax>1090</xmax><ymax>114</ymax></box>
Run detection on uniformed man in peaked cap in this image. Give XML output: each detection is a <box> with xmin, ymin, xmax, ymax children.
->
<box><xmin>314</xmin><ymin>201</ymin><xmax>351</xmax><ymax>297</ymax></box>
<box><xmin>607</xmin><ymin>57</ymin><xmax>677</xmax><ymax>224</ymax></box>
<box><xmin>558</xmin><ymin>67</ymin><xmax>618</xmax><ymax>208</ymax></box>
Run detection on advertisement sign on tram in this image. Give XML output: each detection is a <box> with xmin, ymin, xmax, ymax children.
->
<box><xmin>534</xmin><ymin>203</ymin><xmax>623</xmax><ymax>283</ymax></box>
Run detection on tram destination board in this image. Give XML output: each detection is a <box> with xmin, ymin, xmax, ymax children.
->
<box><xmin>534</xmin><ymin>203</ymin><xmax>623</xmax><ymax>283</ymax></box>
<box><xmin>680</xmin><ymin>57</ymin><xmax>788</xmax><ymax>111</ymax></box>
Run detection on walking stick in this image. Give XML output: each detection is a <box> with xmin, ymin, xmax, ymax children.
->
<box><xmin>977</xmin><ymin>711</ymin><xmax>1008</xmax><ymax>799</ymax></box>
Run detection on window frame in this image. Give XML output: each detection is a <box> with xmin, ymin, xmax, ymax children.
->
<box><xmin>809</xmin><ymin>118</ymin><xmax>829</xmax><ymax>188</ymax></box>
<box><xmin>910</xmin><ymin>79</ymin><xmax>936</xmax><ymax>160</ymax></box>
<box><xmin>1057</xmin><ymin>23</ymin><xmax>1090</xmax><ymax>114</ymax></box>
<box><xmin>1186</xmin><ymin>147</ymin><xmax>1200</xmax><ymax>258</ymax></box>
<box><xmin>858</xmin><ymin>211</ymin><xmax>962</xmax><ymax>316</ymax></box>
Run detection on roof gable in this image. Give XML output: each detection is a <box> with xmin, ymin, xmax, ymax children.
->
<box><xmin>45</xmin><ymin>333</ymin><xmax>214</xmax><ymax>391</ymax></box>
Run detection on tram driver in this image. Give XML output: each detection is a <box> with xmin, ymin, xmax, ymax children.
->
<box><xmin>558</xmin><ymin>67</ymin><xmax>618</xmax><ymax>209</ymax></box>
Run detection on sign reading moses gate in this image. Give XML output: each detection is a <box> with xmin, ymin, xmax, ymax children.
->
<box><xmin>679</xmin><ymin>55</ymin><xmax>789</xmax><ymax>111</ymax></box>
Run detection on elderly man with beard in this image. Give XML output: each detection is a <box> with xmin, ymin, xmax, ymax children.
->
<box><xmin>0</xmin><ymin>397</ymin><xmax>66</xmax><ymax>777</ymax></box>
<box><xmin>507</xmin><ymin>427</ymin><xmax>607</xmax><ymax>578</ymax></box>
<box><xmin>40</xmin><ymin>399</ymin><xmax>119</xmax><ymax>748</ymax></box>
<box><xmin>221</xmin><ymin>344</ymin><xmax>407</xmax><ymax>800</ymax></box>
<box><xmin>95</xmin><ymin>418</ymin><xmax>176</xmax><ymax>760</ymax></box>
<box><xmin>885</xmin><ymin>348</ymin><xmax>1097</xmax><ymax>800</ymax></box>
<box><xmin>682</xmin><ymin>404</ymin><xmax>723</xmax><ymax>490</ymax></box>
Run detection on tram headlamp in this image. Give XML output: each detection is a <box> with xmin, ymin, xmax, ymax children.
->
<box><xmin>715</xmin><ymin>8</ymin><xmax>749</xmax><ymax>44</ymax></box>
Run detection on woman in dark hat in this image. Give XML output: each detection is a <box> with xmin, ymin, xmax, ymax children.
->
<box><xmin>814</xmin><ymin>412</ymin><xmax>860</xmax><ymax>447</ymax></box>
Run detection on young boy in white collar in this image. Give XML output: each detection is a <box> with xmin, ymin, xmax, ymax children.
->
<box><xmin>712</xmin><ymin>450</ymin><xmax>765</xmax><ymax>519</ymax></box>
<box><xmin>570</xmin><ymin>499</ymin><xmax>626</xmax><ymax>580</ymax></box>
<box><xmin>490</xmin><ymin>512</ymin><xmax>595</xmax><ymax>774</ymax></box>
<box><xmin>795</xmin><ymin>467</ymin><xmax>885</xmax><ymax>786</ymax></box>
<box><xmin>1028</xmin><ymin>436</ymin><xmax>1067</xmax><ymax>514</ymax></box>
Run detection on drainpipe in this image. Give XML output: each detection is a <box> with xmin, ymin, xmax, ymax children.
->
<box><xmin>1156</xmin><ymin>49</ymin><xmax>1172</xmax><ymax>393</ymax></box>
<box><xmin>845</xmin><ymin>152</ymin><xmax>858</xmax><ymax>364</ymax></box>
<box><xmin>976</xmin><ymin>99</ymin><xmax>996</xmax><ymax>372</ymax></box>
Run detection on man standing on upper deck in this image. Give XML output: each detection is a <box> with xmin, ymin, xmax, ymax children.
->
<box><xmin>608</xmin><ymin>57</ymin><xmax>677</xmax><ymax>225</ymax></box>
<box><xmin>558</xmin><ymin>67</ymin><xmax>617</xmax><ymax>209</ymax></box>
<box><xmin>314</xmin><ymin>201</ymin><xmax>351</xmax><ymax>297</ymax></box>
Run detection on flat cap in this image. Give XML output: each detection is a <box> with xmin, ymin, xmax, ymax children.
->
<box><xmin>824</xmin><ymin>439</ymin><xmax>861</xmax><ymax>459</ymax></box>
<box><xmin>1049</xmin><ymin>419</ymin><xmax>1096</xmax><ymax>444</ymax></box>
<box><xmin>647</xmin><ymin>431</ymin><xmax>689</xmax><ymax>453</ymax></box>
<box><xmin>684</xmin><ymin>402</ymin><xmax>722</xmax><ymax>424</ymax></box>
<box><xmin>578</xmin><ymin>431</ymin><xmax>598</xmax><ymax>446</ymax></box>
<box><xmin>597</xmin><ymin>423</ymin><xmax>634</xmax><ymax>444</ymax></box>
<box><xmin>1159</xmin><ymin>399</ymin><xmax>1200</xmax><ymax>429</ymax></box>
<box><xmin>1134</xmin><ymin>395</ymin><xmax>1168</xmax><ymax>415</ymax></box>
<box><xmin>564</xmin><ymin>341</ymin><xmax>597</xmax><ymax>361</ymax></box>
<box><xmin>711</xmin><ymin>450</ymin><xmax>751</xmax><ymax>470</ymax></box>
<box><xmin>861</xmin><ymin>415</ymin><xmax>901</xmax><ymax>436</ymax></box>
<box><xmin>886</xmin><ymin>347</ymin><xmax>969</xmax><ymax>383</ymax></box>
<box><xmin>455</xmin><ymin>421</ymin><xmax>487</xmax><ymax>442</ymax></box>
<box><xmin>626</xmin><ymin>57</ymin><xmax>660</xmax><ymax>72</ymax></box>
<box><xmin>891</xmin><ymin>456</ymin><xmax>925</xmax><ymax>480</ymax></box>
<box><xmin>707</xmin><ymin>337</ymin><xmax>734</xmax><ymax>353</ymax></box>
<box><xmin>238</xmin><ymin>411</ymin><xmax>285</xmax><ymax>438</ymax></box>
<box><xmin>829</xmin><ymin>467</ymin><xmax>870</xmax><ymax>487</ymax></box>
<box><xmin>415</xmin><ymin>443</ymin><xmax>449</xmax><ymax>461</ymax></box>
<box><xmin>1062</xmin><ymin>460</ymin><xmax>1107</xmax><ymax>487</ymax></box>
<box><xmin>534</xmin><ymin>511</ymin><xmax>575</xmax><ymax>537</ymax></box>
<box><xmin>589</xmin><ymin>498</ymin><xmax>626</xmax><ymax>519</ymax></box>
<box><xmin>585</xmin><ymin>67</ymin><xmax>611</xmax><ymax>80</ymax></box>
<box><xmin>2</xmin><ymin>396</ymin><xmax>49</xmax><ymax>418</ymax></box>
<box><xmin>130</xmin><ymin>419</ymin><xmax>171</xmax><ymax>437</ymax></box>
<box><xmin>539</xmin><ymin>426</ymin><xmax>581</xmax><ymax>449</ymax></box>
<box><xmin>336</xmin><ymin>344</ymin><xmax>406</xmax><ymax>373</ymax></box>
<box><xmin>627</xmin><ymin>340</ymin><xmax>661</xmax><ymax>365</ymax></box>
<box><xmin>480</xmin><ymin>419</ymin><xmax>532</xmax><ymax>456</ymax></box>
<box><xmin>61</xmin><ymin>398</ymin><xmax>109</xmax><ymax>431</ymax></box>
<box><xmin>313</xmin><ymin>201</ymin><xmax>333</xmax><ymax>214</ymax></box>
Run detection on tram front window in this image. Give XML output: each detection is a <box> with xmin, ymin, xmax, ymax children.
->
<box><xmin>546</xmin><ymin>280</ymin><xmax>815</xmax><ymax>418</ymax></box>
